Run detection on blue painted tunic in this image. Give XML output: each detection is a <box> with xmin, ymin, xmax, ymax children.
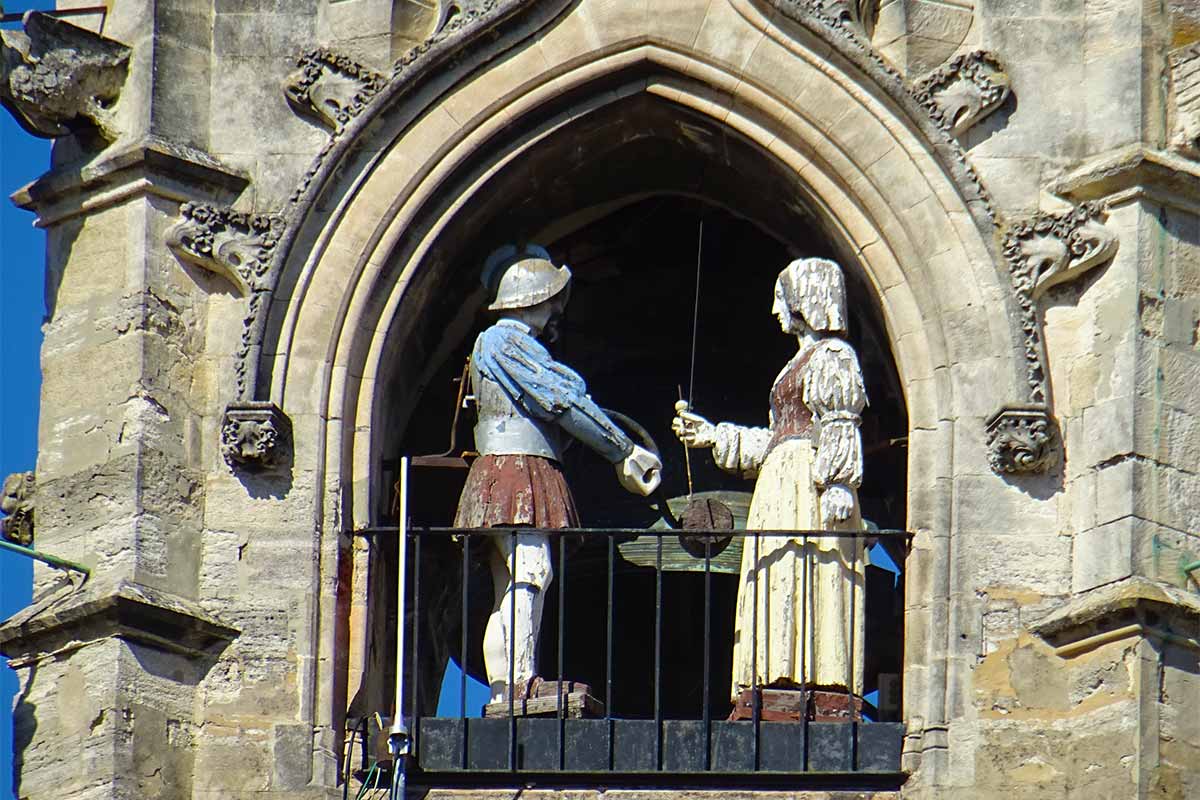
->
<box><xmin>473</xmin><ymin>319</ymin><xmax>634</xmax><ymax>464</ymax></box>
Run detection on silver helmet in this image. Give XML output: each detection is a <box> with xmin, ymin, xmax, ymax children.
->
<box><xmin>482</xmin><ymin>244</ymin><xmax>572</xmax><ymax>311</ymax></box>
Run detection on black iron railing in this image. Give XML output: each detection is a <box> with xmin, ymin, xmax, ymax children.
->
<box><xmin>352</xmin><ymin>526</ymin><xmax>910</xmax><ymax>791</ymax></box>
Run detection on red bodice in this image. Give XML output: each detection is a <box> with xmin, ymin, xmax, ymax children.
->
<box><xmin>765</xmin><ymin>347</ymin><xmax>817</xmax><ymax>455</ymax></box>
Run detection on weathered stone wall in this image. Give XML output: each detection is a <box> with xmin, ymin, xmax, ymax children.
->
<box><xmin>2</xmin><ymin>0</ymin><xmax>1199</xmax><ymax>798</ymax></box>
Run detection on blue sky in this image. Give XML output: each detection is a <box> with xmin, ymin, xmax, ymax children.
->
<box><xmin>2</xmin><ymin>5</ymin><xmax>51</xmax><ymax>797</ymax></box>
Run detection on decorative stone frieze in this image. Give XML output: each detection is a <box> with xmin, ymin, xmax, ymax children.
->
<box><xmin>987</xmin><ymin>202</ymin><xmax>1119</xmax><ymax>474</ymax></box>
<box><xmin>1170</xmin><ymin>42</ymin><xmax>1200</xmax><ymax>157</ymax></box>
<box><xmin>166</xmin><ymin>203</ymin><xmax>283</xmax><ymax>398</ymax></box>
<box><xmin>913</xmin><ymin>50</ymin><xmax>1011</xmax><ymax>138</ymax></box>
<box><xmin>0</xmin><ymin>471</ymin><xmax>35</xmax><ymax>546</ymax></box>
<box><xmin>284</xmin><ymin>48</ymin><xmax>386</xmax><ymax>131</ymax></box>
<box><xmin>221</xmin><ymin>402</ymin><xmax>289</xmax><ymax>471</ymax></box>
<box><xmin>0</xmin><ymin>11</ymin><xmax>130</xmax><ymax>140</ymax></box>
<box><xmin>985</xmin><ymin>405</ymin><xmax>1057</xmax><ymax>474</ymax></box>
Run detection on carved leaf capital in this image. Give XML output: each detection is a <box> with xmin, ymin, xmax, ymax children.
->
<box><xmin>221</xmin><ymin>403</ymin><xmax>290</xmax><ymax>471</ymax></box>
<box><xmin>986</xmin><ymin>405</ymin><xmax>1058</xmax><ymax>475</ymax></box>
<box><xmin>913</xmin><ymin>50</ymin><xmax>1011</xmax><ymax>138</ymax></box>
<box><xmin>166</xmin><ymin>202</ymin><xmax>283</xmax><ymax>296</ymax></box>
<box><xmin>284</xmin><ymin>48</ymin><xmax>386</xmax><ymax>130</ymax></box>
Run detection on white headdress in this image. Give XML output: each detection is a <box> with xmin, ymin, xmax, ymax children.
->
<box><xmin>776</xmin><ymin>257</ymin><xmax>848</xmax><ymax>334</ymax></box>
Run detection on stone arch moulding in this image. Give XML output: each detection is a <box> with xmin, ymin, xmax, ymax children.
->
<box><xmin>160</xmin><ymin>0</ymin><xmax>1121</xmax><ymax>480</ymax></box>
<box><xmin>191</xmin><ymin>0</ymin><xmax>1062</xmax><ymax>783</ymax></box>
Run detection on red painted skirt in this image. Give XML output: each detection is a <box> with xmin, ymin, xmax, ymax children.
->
<box><xmin>454</xmin><ymin>454</ymin><xmax>580</xmax><ymax>529</ymax></box>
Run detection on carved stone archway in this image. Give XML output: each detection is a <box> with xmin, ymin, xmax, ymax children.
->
<box><xmin>235</xmin><ymin>0</ymin><xmax>1038</xmax><ymax>783</ymax></box>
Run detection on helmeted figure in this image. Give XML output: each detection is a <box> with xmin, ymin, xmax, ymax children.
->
<box><xmin>672</xmin><ymin>258</ymin><xmax>868</xmax><ymax>715</ymax></box>
<box><xmin>456</xmin><ymin>244</ymin><xmax>662</xmax><ymax>704</ymax></box>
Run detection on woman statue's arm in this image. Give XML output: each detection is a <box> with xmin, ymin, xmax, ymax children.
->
<box><xmin>672</xmin><ymin>407</ymin><xmax>771</xmax><ymax>479</ymax></box>
<box><xmin>803</xmin><ymin>339</ymin><xmax>868</xmax><ymax>525</ymax></box>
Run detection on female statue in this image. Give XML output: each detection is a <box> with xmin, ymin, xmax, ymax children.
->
<box><xmin>672</xmin><ymin>257</ymin><xmax>868</xmax><ymax>717</ymax></box>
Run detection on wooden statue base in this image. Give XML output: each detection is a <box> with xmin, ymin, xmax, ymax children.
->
<box><xmin>729</xmin><ymin>686</ymin><xmax>863</xmax><ymax>723</ymax></box>
<box><xmin>483</xmin><ymin>680</ymin><xmax>604</xmax><ymax>718</ymax></box>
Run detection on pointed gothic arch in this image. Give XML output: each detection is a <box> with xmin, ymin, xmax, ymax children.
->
<box><xmin>263</xmin><ymin>0</ymin><xmax>1024</xmax><ymax>781</ymax></box>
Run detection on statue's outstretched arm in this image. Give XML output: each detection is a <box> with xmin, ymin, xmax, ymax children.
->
<box><xmin>672</xmin><ymin>408</ymin><xmax>771</xmax><ymax>479</ymax></box>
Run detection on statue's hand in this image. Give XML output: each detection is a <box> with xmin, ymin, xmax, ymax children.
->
<box><xmin>820</xmin><ymin>484</ymin><xmax>855</xmax><ymax>526</ymax></box>
<box><xmin>671</xmin><ymin>404</ymin><xmax>716</xmax><ymax>448</ymax></box>
<box><xmin>617</xmin><ymin>444</ymin><xmax>662</xmax><ymax>496</ymax></box>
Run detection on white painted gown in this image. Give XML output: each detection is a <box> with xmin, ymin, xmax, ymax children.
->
<box><xmin>710</xmin><ymin>338</ymin><xmax>868</xmax><ymax>699</ymax></box>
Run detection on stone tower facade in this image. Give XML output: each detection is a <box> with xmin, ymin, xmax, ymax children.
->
<box><xmin>2</xmin><ymin>1</ymin><xmax>1199</xmax><ymax>798</ymax></box>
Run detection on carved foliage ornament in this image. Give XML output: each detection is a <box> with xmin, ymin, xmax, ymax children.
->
<box><xmin>913</xmin><ymin>50</ymin><xmax>1011</xmax><ymax>138</ymax></box>
<box><xmin>221</xmin><ymin>403</ymin><xmax>289</xmax><ymax>471</ymax></box>
<box><xmin>0</xmin><ymin>11</ymin><xmax>130</xmax><ymax>140</ymax></box>
<box><xmin>988</xmin><ymin>202</ymin><xmax>1119</xmax><ymax>475</ymax></box>
<box><xmin>284</xmin><ymin>48</ymin><xmax>386</xmax><ymax>131</ymax></box>
<box><xmin>0</xmin><ymin>471</ymin><xmax>35</xmax><ymax>546</ymax></box>
<box><xmin>986</xmin><ymin>406</ymin><xmax>1056</xmax><ymax>475</ymax></box>
<box><xmin>166</xmin><ymin>203</ymin><xmax>283</xmax><ymax>400</ymax></box>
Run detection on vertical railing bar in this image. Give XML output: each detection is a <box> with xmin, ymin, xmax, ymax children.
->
<box><xmin>606</xmin><ymin>534</ymin><xmax>615</xmax><ymax>771</ymax></box>
<box><xmin>751</xmin><ymin>531</ymin><xmax>761</xmax><ymax>772</ymax></box>
<box><xmin>802</xmin><ymin>531</ymin><xmax>810</xmax><ymax>773</ymax></box>
<box><xmin>703</xmin><ymin>538</ymin><xmax>712</xmax><ymax>772</ymax></box>
<box><xmin>410</xmin><ymin>533</ymin><xmax>421</xmax><ymax>745</ymax></box>
<box><xmin>654</xmin><ymin>531</ymin><xmax>663</xmax><ymax>772</ymax></box>
<box><xmin>460</xmin><ymin>534</ymin><xmax>469</xmax><ymax>769</ymax></box>
<box><xmin>557</xmin><ymin>533</ymin><xmax>566</xmax><ymax>771</ymax></box>
<box><xmin>849</xmin><ymin>532</ymin><xmax>859</xmax><ymax>771</ymax></box>
<box><xmin>508</xmin><ymin>530</ymin><xmax>517</xmax><ymax>773</ymax></box>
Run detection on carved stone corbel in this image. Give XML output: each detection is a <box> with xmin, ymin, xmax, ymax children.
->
<box><xmin>988</xmin><ymin>202</ymin><xmax>1119</xmax><ymax>474</ymax></box>
<box><xmin>166</xmin><ymin>202</ymin><xmax>282</xmax><ymax>296</ymax></box>
<box><xmin>284</xmin><ymin>48</ymin><xmax>386</xmax><ymax>130</ymax></box>
<box><xmin>913</xmin><ymin>50</ymin><xmax>1011</xmax><ymax>138</ymax></box>
<box><xmin>0</xmin><ymin>471</ymin><xmax>35</xmax><ymax>546</ymax></box>
<box><xmin>166</xmin><ymin>203</ymin><xmax>283</xmax><ymax>399</ymax></box>
<box><xmin>986</xmin><ymin>405</ymin><xmax>1056</xmax><ymax>475</ymax></box>
<box><xmin>221</xmin><ymin>402</ymin><xmax>290</xmax><ymax>471</ymax></box>
<box><xmin>0</xmin><ymin>11</ymin><xmax>130</xmax><ymax>140</ymax></box>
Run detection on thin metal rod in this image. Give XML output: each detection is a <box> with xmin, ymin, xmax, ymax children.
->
<box><xmin>0</xmin><ymin>539</ymin><xmax>90</xmax><ymax>578</ymax></box>
<box><xmin>460</xmin><ymin>537</ymin><xmax>469</xmax><ymax>722</ymax></box>
<box><xmin>411</xmin><ymin>534</ymin><xmax>421</xmax><ymax>726</ymax></box>
<box><xmin>688</xmin><ymin>219</ymin><xmax>704</xmax><ymax>406</ymax></box>
<box><xmin>654</xmin><ymin>533</ymin><xmax>663</xmax><ymax>772</ymax></box>
<box><xmin>557</xmin><ymin>534</ymin><xmax>566</xmax><ymax>770</ymax></box>
<box><xmin>804</xmin><ymin>534</ymin><xmax>813</xmax><ymax>772</ymax></box>
<box><xmin>459</xmin><ymin>532</ymin><xmax>469</xmax><ymax>771</ymax></box>
<box><xmin>356</xmin><ymin>526</ymin><xmax>909</xmax><ymax>540</ymax></box>
<box><xmin>389</xmin><ymin>457</ymin><xmax>410</xmax><ymax>800</ymax></box>
<box><xmin>703</xmin><ymin>539</ymin><xmax>712</xmax><ymax>772</ymax></box>
<box><xmin>508</xmin><ymin>531</ymin><xmax>517</xmax><ymax>771</ymax></box>
<box><xmin>751</xmin><ymin>532</ymin><xmax>761</xmax><ymax>771</ymax></box>
<box><xmin>606</xmin><ymin>535</ymin><xmax>615</xmax><ymax>770</ymax></box>
<box><xmin>849</xmin><ymin>535</ymin><xmax>860</xmax><ymax>771</ymax></box>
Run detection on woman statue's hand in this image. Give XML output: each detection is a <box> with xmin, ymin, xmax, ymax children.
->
<box><xmin>820</xmin><ymin>484</ymin><xmax>855</xmax><ymax>526</ymax></box>
<box><xmin>671</xmin><ymin>402</ymin><xmax>717</xmax><ymax>448</ymax></box>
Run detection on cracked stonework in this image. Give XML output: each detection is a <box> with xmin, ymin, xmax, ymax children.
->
<box><xmin>0</xmin><ymin>11</ymin><xmax>130</xmax><ymax>140</ymax></box>
<box><xmin>987</xmin><ymin>202</ymin><xmax>1118</xmax><ymax>475</ymax></box>
<box><xmin>913</xmin><ymin>51</ymin><xmax>1011</xmax><ymax>138</ymax></box>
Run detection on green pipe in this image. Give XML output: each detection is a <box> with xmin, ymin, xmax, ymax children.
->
<box><xmin>0</xmin><ymin>539</ymin><xmax>90</xmax><ymax>578</ymax></box>
<box><xmin>1183</xmin><ymin>559</ymin><xmax>1200</xmax><ymax>575</ymax></box>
